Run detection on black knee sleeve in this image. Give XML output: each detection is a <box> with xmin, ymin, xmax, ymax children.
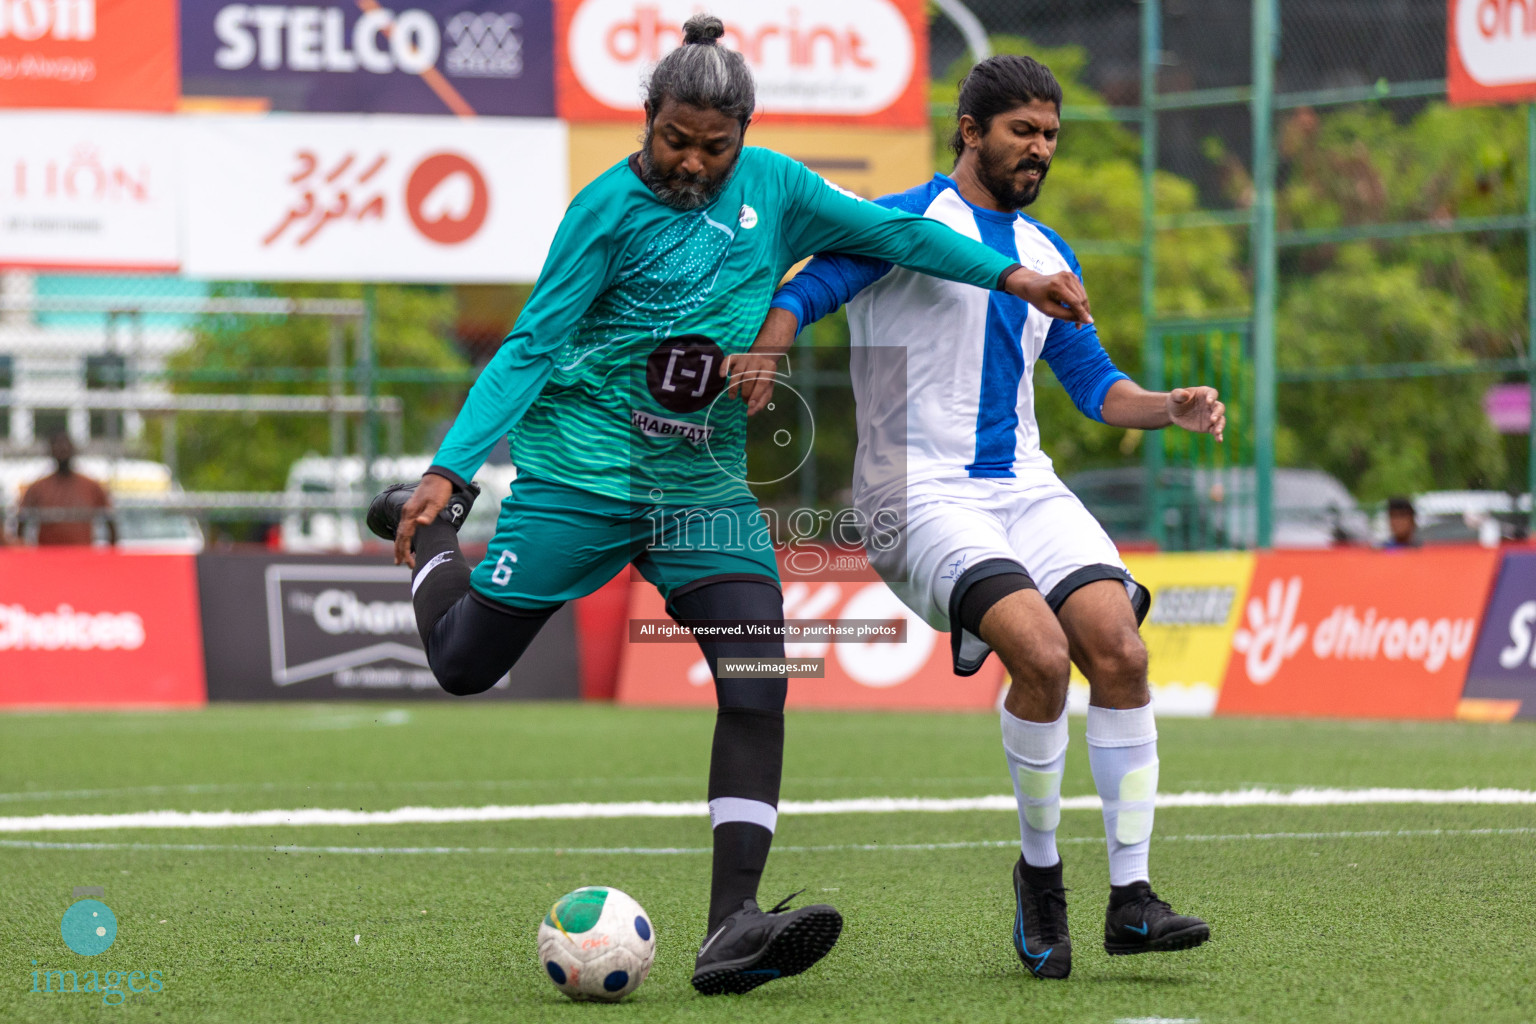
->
<box><xmin>425</xmin><ymin>592</ymin><xmax>557</xmax><ymax>697</ymax></box>
<box><xmin>668</xmin><ymin>577</ymin><xmax>788</xmax><ymax>712</ymax></box>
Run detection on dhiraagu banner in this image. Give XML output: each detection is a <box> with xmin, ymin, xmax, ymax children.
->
<box><xmin>1065</xmin><ymin>551</ymin><xmax>1256</xmax><ymax>718</ymax></box>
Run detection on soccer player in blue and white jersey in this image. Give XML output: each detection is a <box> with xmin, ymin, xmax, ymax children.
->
<box><xmin>732</xmin><ymin>55</ymin><xmax>1223</xmax><ymax>979</ymax></box>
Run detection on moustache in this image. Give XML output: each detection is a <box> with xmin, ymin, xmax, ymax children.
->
<box><xmin>1015</xmin><ymin>159</ymin><xmax>1050</xmax><ymax>175</ymax></box>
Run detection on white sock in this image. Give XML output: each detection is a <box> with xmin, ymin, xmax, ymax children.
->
<box><xmin>1086</xmin><ymin>702</ymin><xmax>1159</xmax><ymax>886</ymax></box>
<box><xmin>1000</xmin><ymin>707</ymin><xmax>1068</xmax><ymax>868</ymax></box>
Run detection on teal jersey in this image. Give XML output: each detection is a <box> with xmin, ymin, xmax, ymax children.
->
<box><xmin>430</xmin><ymin>146</ymin><xmax>1019</xmax><ymax>505</ymax></box>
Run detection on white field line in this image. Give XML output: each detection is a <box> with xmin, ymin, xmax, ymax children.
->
<box><xmin>0</xmin><ymin>787</ymin><xmax>1532</xmax><ymax>834</ymax></box>
<box><xmin>1</xmin><ymin>827</ymin><xmax>1532</xmax><ymax>856</ymax></box>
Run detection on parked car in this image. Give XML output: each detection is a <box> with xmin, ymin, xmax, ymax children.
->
<box><xmin>1063</xmin><ymin>466</ymin><xmax>1371</xmax><ymax>549</ymax></box>
<box><xmin>281</xmin><ymin>455</ymin><xmax>516</xmax><ymax>553</ymax></box>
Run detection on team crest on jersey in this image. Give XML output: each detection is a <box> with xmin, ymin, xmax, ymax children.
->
<box><xmin>738</xmin><ymin>205</ymin><xmax>758</xmax><ymax>229</ymax></box>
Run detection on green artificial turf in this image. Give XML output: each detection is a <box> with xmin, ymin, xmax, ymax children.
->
<box><xmin>1</xmin><ymin>705</ymin><xmax>1532</xmax><ymax>1023</ymax></box>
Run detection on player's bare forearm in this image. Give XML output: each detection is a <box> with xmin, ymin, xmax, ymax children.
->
<box><xmin>1101</xmin><ymin>380</ymin><xmax>1226</xmax><ymax>441</ymax></box>
<box><xmin>722</xmin><ymin>307</ymin><xmax>799</xmax><ymax>414</ymax></box>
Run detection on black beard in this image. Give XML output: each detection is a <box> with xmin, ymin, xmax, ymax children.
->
<box><xmin>976</xmin><ymin>144</ymin><xmax>1050</xmax><ymax>210</ymax></box>
<box><xmin>639</xmin><ymin>126</ymin><xmax>737</xmax><ymax>211</ymax></box>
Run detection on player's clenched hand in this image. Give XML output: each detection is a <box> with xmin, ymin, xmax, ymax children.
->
<box><xmin>1003</xmin><ymin>267</ymin><xmax>1093</xmax><ymax>326</ymax></box>
<box><xmin>394</xmin><ymin>473</ymin><xmax>454</xmax><ymax>569</ymax></box>
<box><xmin>1168</xmin><ymin>386</ymin><xmax>1225</xmax><ymax>442</ymax></box>
<box><xmin>723</xmin><ymin>307</ymin><xmax>799</xmax><ymax>416</ymax></box>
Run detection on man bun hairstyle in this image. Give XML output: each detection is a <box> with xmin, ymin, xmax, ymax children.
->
<box><xmin>950</xmin><ymin>54</ymin><xmax>1063</xmax><ymax>160</ymax></box>
<box><xmin>644</xmin><ymin>13</ymin><xmax>755</xmax><ymax>126</ymax></box>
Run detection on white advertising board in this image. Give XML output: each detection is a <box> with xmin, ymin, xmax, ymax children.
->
<box><xmin>0</xmin><ymin>112</ymin><xmax>180</xmax><ymax>271</ymax></box>
<box><xmin>182</xmin><ymin>114</ymin><xmax>567</xmax><ymax>282</ymax></box>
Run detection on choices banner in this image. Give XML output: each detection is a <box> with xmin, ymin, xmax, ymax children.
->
<box><xmin>0</xmin><ymin>112</ymin><xmax>181</xmax><ymax>272</ymax></box>
<box><xmin>180</xmin><ymin>0</ymin><xmax>555</xmax><ymax>115</ymax></box>
<box><xmin>197</xmin><ymin>552</ymin><xmax>580</xmax><ymax>700</ymax></box>
<box><xmin>615</xmin><ymin>570</ymin><xmax>1004</xmax><ymax>709</ymax></box>
<box><xmin>1217</xmin><ymin>547</ymin><xmax>1500</xmax><ymax>719</ymax></box>
<box><xmin>181</xmin><ymin>113</ymin><xmax>566</xmax><ymax>281</ymax></box>
<box><xmin>553</xmin><ymin>0</ymin><xmax>928</xmax><ymax>125</ymax></box>
<box><xmin>0</xmin><ymin>0</ymin><xmax>178</xmax><ymax>110</ymax></box>
<box><xmin>1459</xmin><ymin>550</ymin><xmax>1536</xmax><ymax>721</ymax></box>
<box><xmin>0</xmin><ymin>549</ymin><xmax>206</xmax><ymax>706</ymax></box>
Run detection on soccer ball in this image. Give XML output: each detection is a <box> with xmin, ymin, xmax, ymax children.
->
<box><xmin>537</xmin><ymin>886</ymin><xmax>655</xmax><ymax>1002</ymax></box>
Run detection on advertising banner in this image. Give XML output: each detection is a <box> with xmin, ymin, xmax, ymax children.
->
<box><xmin>180</xmin><ymin>0</ymin><xmax>555</xmax><ymax>116</ymax></box>
<box><xmin>568</xmin><ymin>122</ymin><xmax>932</xmax><ymax>200</ymax></box>
<box><xmin>1068</xmin><ymin>552</ymin><xmax>1255</xmax><ymax>717</ymax></box>
<box><xmin>0</xmin><ymin>550</ymin><xmax>206</xmax><ymax>706</ymax></box>
<box><xmin>0</xmin><ymin>0</ymin><xmax>178</xmax><ymax>110</ymax></box>
<box><xmin>1216</xmin><ymin>547</ymin><xmax>1499</xmax><ymax>719</ymax></box>
<box><xmin>1458</xmin><ymin>550</ymin><xmax>1536</xmax><ymax>721</ymax></box>
<box><xmin>615</xmin><ymin>567</ymin><xmax>1004</xmax><ymax>710</ymax></box>
<box><xmin>553</xmin><ymin>0</ymin><xmax>928</xmax><ymax>126</ymax></box>
<box><xmin>1448</xmin><ymin>0</ymin><xmax>1536</xmax><ymax>105</ymax></box>
<box><xmin>181</xmin><ymin>113</ymin><xmax>566</xmax><ymax>282</ymax></box>
<box><xmin>197</xmin><ymin>552</ymin><xmax>579</xmax><ymax>700</ymax></box>
<box><xmin>0</xmin><ymin>112</ymin><xmax>180</xmax><ymax>271</ymax></box>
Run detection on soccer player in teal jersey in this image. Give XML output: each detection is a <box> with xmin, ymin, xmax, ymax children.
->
<box><xmin>366</xmin><ymin>14</ymin><xmax>1092</xmax><ymax>996</ymax></box>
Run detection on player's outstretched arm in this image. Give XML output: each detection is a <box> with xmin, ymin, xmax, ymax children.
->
<box><xmin>1100</xmin><ymin>380</ymin><xmax>1226</xmax><ymax>441</ymax></box>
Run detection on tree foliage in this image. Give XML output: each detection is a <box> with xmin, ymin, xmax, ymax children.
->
<box><xmin>166</xmin><ymin>283</ymin><xmax>467</xmax><ymax>492</ymax></box>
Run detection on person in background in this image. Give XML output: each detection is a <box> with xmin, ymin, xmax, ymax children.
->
<box><xmin>18</xmin><ymin>433</ymin><xmax>116</xmax><ymax>546</ymax></box>
<box><xmin>1384</xmin><ymin>496</ymin><xmax>1419</xmax><ymax>549</ymax></box>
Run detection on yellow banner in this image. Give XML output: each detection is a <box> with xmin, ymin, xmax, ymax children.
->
<box><xmin>1065</xmin><ymin>551</ymin><xmax>1257</xmax><ymax>717</ymax></box>
<box><xmin>568</xmin><ymin>123</ymin><xmax>933</xmax><ymax>201</ymax></box>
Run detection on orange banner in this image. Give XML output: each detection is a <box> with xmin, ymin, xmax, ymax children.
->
<box><xmin>0</xmin><ymin>0</ymin><xmax>178</xmax><ymax>111</ymax></box>
<box><xmin>615</xmin><ymin>566</ymin><xmax>1002</xmax><ymax>710</ymax></box>
<box><xmin>1216</xmin><ymin>547</ymin><xmax>1499</xmax><ymax>719</ymax></box>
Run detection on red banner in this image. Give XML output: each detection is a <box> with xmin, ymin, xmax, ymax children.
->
<box><xmin>553</xmin><ymin>0</ymin><xmax>928</xmax><ymax>126</ymax></box>
<box><xmin>1216</xmin><ymin>547</ymin><xmax>1499</xmax><ymax>719</ymax></box>
<box><xmin>0</xmin><ymin>550</ymin><xmax>206</xmax><ymax>706</ymax></box>
<box><xmin>1447</xmin><ymin>0</ymin><xmax>1536</xmax><ymax>105</ymax></box>
<box><xmin>615</xmin><ymin>572</ymin><xmax>1003</xmax><ymax>710</ymax></box>
<box><xmin>0</xmin><ymin>0</ymin><xmax>179</xmax><ymax>111</ymax></box>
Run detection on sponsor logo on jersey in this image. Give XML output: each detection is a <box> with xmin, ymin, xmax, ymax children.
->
<box><xmin>631</xmin><ymin>409</ymin><xmax>714</xmax><ymax>446</ymax></box>
<box><xmin>645</xmin><ymin>335</ymin><xmax>726</xmax><ymax>414</ymax></box>
<box><xmin>738</xmin><ymin>204</ymin><xmax>757</xmax><ymax>229</ymax></box>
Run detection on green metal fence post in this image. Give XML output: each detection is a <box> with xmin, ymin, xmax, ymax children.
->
<box><xmin>1251</xmin><ymin>0</ymin><xmax>1278</xmax><ymax>549</ymax></box>
<box><xmin>1527</xmin><ymin>102</ymin><xmax>1536</xmax><ymax>535</ymax></box>
<box><xmin>1141</xmin><ymin>0</ymin><xmax>1164</xmax><ymax>547</ymax></box>
<box><xmin>358</xmin><ymin>286</ymin><xmax>378</xmax><ymax>499</ymax></box>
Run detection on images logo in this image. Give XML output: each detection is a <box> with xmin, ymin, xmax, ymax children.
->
<box><xmin>60</xmin><ymin>897</ymin><xmax>116</xmax><ymax>955</ymax></box>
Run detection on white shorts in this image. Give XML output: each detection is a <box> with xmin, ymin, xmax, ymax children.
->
<box><xmin>861</xmin><ymin>472</ymin><xmax>1148</xmax><ymax>675</ymax></box>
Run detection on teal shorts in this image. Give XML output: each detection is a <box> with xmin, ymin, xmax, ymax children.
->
<box><xmin>470</xmin><ymin>475</ymin><xmax>781</xmax><ymax>610</ymax></box>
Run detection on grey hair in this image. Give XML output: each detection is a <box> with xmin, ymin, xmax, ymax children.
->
<box><xmin>643</xmin><ymin>14</ymin><xmax>755</xmax><ymax>125</ymax></box>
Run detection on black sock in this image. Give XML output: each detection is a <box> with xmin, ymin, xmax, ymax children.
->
<box><xmin>410</xmin><ymin>521</ymin><xmax>471</xmax><ymax>642</ymax></box>
<box><xmin>706</xmin><ymin>706</ymin><xmax>785</xmax><ymax>931</ymax></box>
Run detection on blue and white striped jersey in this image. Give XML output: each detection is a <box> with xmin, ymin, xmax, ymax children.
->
<box><xmin>770</xmin><ymin>173</ymin><xmax>1127</xmax><ymax>505</ymax></box>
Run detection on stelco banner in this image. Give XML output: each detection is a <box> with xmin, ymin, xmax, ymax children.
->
<box><xmin>616</xmin><ymin>573</ymin><xmax>1004</xmax><ymax>709</ymax></box>
<box><xmin>181</xmin><ymin>0</ymin><xmax>555</xmax><ymax>115</ymax></box>
<box><xmin>0</xmin><ymin>549</ymin><xmax>206</xmax><ymax>705</ymax></box>
<box><xmin>554</xmin><ymin>0</ymin><xmax>928</xmax><ymax>125</ymax></box>
<box><xmin>182</xmin><ymin>113</ymin><xmax>566</xmax><ymax>281</ymax></box>
<box><xmin>1458</xmin><ymin>550</ymin><xmax>1536</xmax><ymax>721</ymax></box>
<box><xmin>197</xmin><ymin>552</ymin><xmax>580</xmax><ymax>699</ymax></box>
<box><xmin>0</xmin><ymin>0</ymin><xmax>178</xmax><ymax>110</ymax></box>
<box><xmin>1448</xmin><ymin>0</ymin><xmax>1536</xmax><ymax>105</ymax></box>
<box><xmin>0</xmin><ymin>112</ymin><xmax>180</xmax><ymax>271</ymax></box>
<box><xmin>1217</xmin><ymin>548</ymin><xmax>1500</xmax><ymax>719</ymax></box>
